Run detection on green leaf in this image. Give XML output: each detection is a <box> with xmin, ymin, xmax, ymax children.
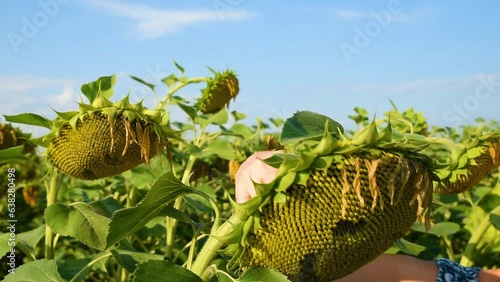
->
<box><xmin>4</xmin><ymin>113</ymin><xmax>51</xmax><ymax>129</ymax></box>
<box><xmin>280</xmin><ymin>111</ymin><xmax>343</xmax><ymax>145</ymax></box>
<box><xmin>173</xmin><ymin>60</ymin><xmax>185</xmax><ymax>74</ymax></box>
<box><xmin>45</xmin><ymin>202</ymin><xmax>110</xmax><ymax>250</ymax></box>
<box><xmin>132</xmin><ymin>260</ymin><xmax>203</xmax><ymax>282</ymax></box>
<box><xmin>106</xmin><ymin>172</ymin><xmax>201</xmax><ymax>249</ymax></box>
<box><xmin>162</xmin><ymin>73</ymin><xmax>179</xmax><ymax>87</ymax></box>
<box><xmin>111</xmin><ymin>249</ymin><xmax>164</xmax><ymax>274</ymax></box>
<box><xmin>231</xmin><ymin>111</ymin><xmax>247</xmax><ymax>121</ymax></box>
<box><xmin>228</xmin><ymin>123</ymin><xmax>253</xmax><ymax>139</ymax></box>
<box><xmin>491</xmin><ymin>214</ymin><xmax>500</xmax><ymax>231</ymax></box>
<box><xmin>16</xmin><ymin>225</ymin><xmax>45</xmax><ymax>256</ymax></box>
<box><xmin>393</xmin><ymin>238</ymin><xmax>426</xmax><ymax>256</ymax></box>
<box><xmin>202</xmin><ymin>139</ymin><xmax>235</xmax><ymax>160</ymax></box>
<box><xmin>0</xmin><ymin>146</ymin><xmax>28</xmax><ymax>164</ymax></box>
<box><xmin>3</xmin><ymin>259</ymin><xmax>64</xmax><ymax>282</ymax></box>
<box><xmin>81</xmin><ymin>74</ymin><xmax>116</xmax><ymax>104</ymax></box>
<box><xmin>231</xmin><ymin>267</ymin><xmax>290</xmax><ymax>282</ymax></box>
<box><xmin>130</xmin><ymin>75</ymin><xmax>156</xmax><ymax>92</ymax></box>
<box><xmin>412</xmin><ymin>222</ymin><xmax>461</xmax><ymax>236</ymax></box>
<box><xmin>0</xmin><ymin>233</ymin><xmax>12</xmax><ymax>258</ymax></box>
<box><xmin>206</xmin><ymin>107</ymin><xmax>229</xmax><ymax>126</ymax></box>
<box><xmin>178</xmin><ymin>103</ymin><xmax>198</xmax><ymax>120</ymax></box>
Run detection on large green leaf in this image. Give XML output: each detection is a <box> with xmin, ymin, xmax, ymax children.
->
<box><xmin>202</xmin><ymin>138</ymin><xmax>235</xmax><ymax>160</ymax></box>
<box><xmin>3</xmin><ymin>259</ymin><xmax>64</xmax><ymax>281</ymax></box>
<box><xmin>0</xmin><ymin>146</ymin><xmax>28</xmax><ymax>164</ymax></box>
<box><xmin>393</xmin><ymin>238</ymin><xmax>426</xmax><ymax>256</ymax></box>
<box><xmin>4</xmin><ymin>113</ymin><xmax>51</xmax><ymax>129</ymax></box>
<box><xmin>0</xmin><ymin>233</ymin><xmax>12</xmax><ymax>258</ymax></box>
<box><xmin>111</xmin><ymin>249</ymin><xmax>164</xmax><ymax>273</ymax></box>
<box><xmin>412</xmin><ymin>222</ymin><xmax>460</xmax><ymax>236</ymax></box>
<box><xmin>280</xmin><ymin>111</ymin><xmax>343</xmax><ymax>144</ymax></box>
<box><xmin>132</xmin><ymin>260</ymin><xmax>203</xmax><ymax>282</ymax></box>
<box><xmin>105</xmin><ymin>171</ymin><xmax>200</xmax><ymax>249</ymax></box>
<box><xmin>45</xmin><ymin>202</ymin><xmax>111</xmax><ymax>250</ymax></box>
<box><xmin>81</xmin><ymin>74</ymin><xmax>116</xmax><ymax>104</ymax></box>
<box><xmin>16</xmin><ymin>225</ymin><xmax>45</xmax><ymax>256</ymax></box>
<box><xmin>491</xmin><ymin>214</ymin><xmax>500</xmax><ymax>231</ymax></box>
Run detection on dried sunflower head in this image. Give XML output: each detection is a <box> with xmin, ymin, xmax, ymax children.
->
<box><xmin>195</xmin><ymin>69</ymin><xmax>239</xmax><ymax>114</ymax></box>
<box><xmin>5</xmin><ymin>75</ymin><xmax>175</xmax><ymax>180</ymax></box>
<box><xmin>223</xmin><ymin>112</ymin><xmax>436</xmax><ymax>281</ymax></box>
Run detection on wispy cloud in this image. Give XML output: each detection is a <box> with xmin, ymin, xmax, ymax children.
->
<box><xmin>0</xmin><ymin>75</ymin><xmax>77</xmax><ymax>116</ymax></box>
<box><xmin>85</xmin><ymin>0</ymin><xmax>257</xmax><ymax>39</ymax></box>
<box><xmin>331</xmin><ymin>6</ymin><xmax>436</xmax><ymax>23</ymax></box>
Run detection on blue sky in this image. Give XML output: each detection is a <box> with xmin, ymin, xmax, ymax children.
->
<box><xmin>1</xmin><ymin>0</ymin><xmax>500</xmax><ymax>136</ymax></box>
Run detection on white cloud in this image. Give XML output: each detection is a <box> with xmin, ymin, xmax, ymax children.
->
<box><xmin>0</xmin><ymin>76</ymin><xmax>72</xmax><ymax>93</ymax></box>
<box><xmin>0</xmin><ymin>75</ymin><xmax>76</xmax><ymax>117</ymax></box>
<box><xmin>85</xmin><ymin>0</ymin><xmax>257</xmax><ymax>39</ymax></box>
<box><xmin>331</xmin><ymin>6</ymin><xmax>436</xmax><ymax>23</ymax></box>
<box><xmin>48</xmin><ymin>87</ymin><xmax>79</xmax><ymax>110</ymax></box>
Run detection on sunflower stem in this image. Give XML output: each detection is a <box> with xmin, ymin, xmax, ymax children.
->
<box><xmin>190</xmin><ymin>214</ymin><xmax>243</xmax><ymax>280</ymax></box>
<box><xmin>165</xmin><ymin>154</ymin><xmax>198</xmax><ymax>258</ymax></box>
<box><xmin>158</xmin><ymin>77</ymin><xmax>209</xmax><ymax>110</ymax></box>
<box><xmin>460</xmin><ymin>205</ymin><xmax>500</xmax><ymax>267</ymax></box>
<box><xmin>44</xmin><ymin>169</ymin><xmax>61</xmax><ymax>260</ymax></box>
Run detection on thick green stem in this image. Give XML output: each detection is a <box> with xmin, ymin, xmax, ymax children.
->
<box><xmin>44</xmin><ymin>170</ymin><xmax>61</xmax><ymax>260</ymax></box>
<box><xmin>460</xmin><ymin>206</ymin><xmax>500</xmax><ymax>267</ymax></box>
<box><xmin>165</xmin><ymin>154</ymin><xmax>198</xmax><ymax>258</ymax></box>
<box><xmin>191</xmin><ymin>214</ymin><xmax>242</xmax><ymax>280</ymax></box>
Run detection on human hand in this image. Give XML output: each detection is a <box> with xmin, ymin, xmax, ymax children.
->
<box><xmin>234</xmin><ymin>150</ymin><xmax>282</xmax><ymax>203</ymax></box>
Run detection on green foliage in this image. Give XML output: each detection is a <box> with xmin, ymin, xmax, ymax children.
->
<box><xmin>1</xmin><ymin>61</ymin><xmax>499</xmax><ymax>281</ymax></box>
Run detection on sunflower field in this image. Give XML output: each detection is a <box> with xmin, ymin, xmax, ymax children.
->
<box><xmin>1</xmin><ymin>62</ymin><xmax>499</xmax><ymax>281</ymax></box>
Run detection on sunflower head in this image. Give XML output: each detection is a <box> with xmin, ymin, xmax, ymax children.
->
<box><xmin>195</xmin><ymin>69</ymin><xmax>239</xmax><ymax>114</ymax></box>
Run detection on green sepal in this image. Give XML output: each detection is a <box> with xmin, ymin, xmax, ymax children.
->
<box><xmin>295</xmin><ymin>171</ymin><xmax>310</xmax><ymax>186</ymax></box>
<box><xmin>352</xmin><ymin>118</ymin><xmax>378</xmax><ymax>145</ymax></box>
<box><xmin>310</xmin><ymin>155</ymin><xmax>335</xmax><ymax>170</ymax></box>
<box><xmin>273</xmin><ymin>192</ymin><xmax>287</xmax><ymax>204</ymax></box>
<box><xmin>466</xmin><ymin>147</ymin><xmax>484</xmax><ymax>159</ymax></box>
<box><xmin>115</xmin><ymin>94</ymin><xmax>134</xmax><ymax>110</ymax></box>
<box><xmin>53</xmin><ymin>110</ymin><xmax>79</xmax><ymax>121</ymax></box>
<box><xmin>92</xmin><ymin>95</ymin><xmax>114</xmax><ymax>108</ymax></box>
<box><xmin>275</xmin><ymin>172</ymin><xmax>297</xmax><ymax>192</ymax></box>
<box><xmin>143</xmin><ymin>109</ymin><xmax>163</xmax><ymax>124</ymax></box>
<box><xmin>212</xmin><ymin>220</ymin><xmax>245</xmax><ymax>245</ymax></box>
<box><xmin>312</xmin><ymin>121</ymin><xmax>342</xmax><ymax>155</ymax></box>
<box><xmin>68</xmin><ymin>113</ymin><xmax>82</xmax><ymax>130</ymax></box>
<box><xmin>378</xmin><ymin>119</ymin><xmax>393</xmax><ymax>142</ymax></box>
<box><xmin>101</xmin><ymin>107</ymin><xmax>119</xmax><ymax>122</ymax></box>
<box><xmin>78</xmin><ymin>102</ymin><xmax>96</xmax><ymax>112</ymax></box>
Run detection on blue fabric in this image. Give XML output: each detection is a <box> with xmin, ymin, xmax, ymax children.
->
<box><xmin>436</xmin><ymin>258</ymin><xmax>481</xmax><ymax>282</ymax></box>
